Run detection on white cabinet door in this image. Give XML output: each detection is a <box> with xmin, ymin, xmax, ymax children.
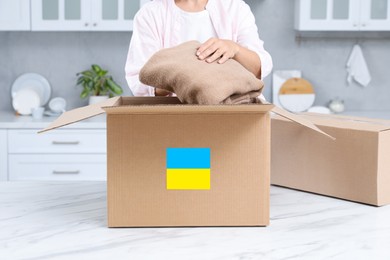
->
<box><xmin>0</xmin><ymin>130</ymin><xmax>7</xmax><ymax>181</ymax></box>
<box><xmin>360</xmin><ymin>0</ymin><xmax>390</xmax><ymax>30</ymax></box>
<box><xmin>8</xmin><ymin>129</ymin><xmax>106</xmax><ymax>154</ymax></box>
<box><xmin>9</xmin><ymin>154</ymin><xmax>106</xmax><ymax>181</ymax></box>
<box><xmin>31</xmin><ymin>0</ymin><xmax>91</xmax><ymax>31</ymax></box>
<box><xmin>0</xmin><ymin>0</ymin><xmax>30</xmax><ymax>31</ymax></box>
<box><xmin>295</xmin><ymin>0</ymin><xmax>360</xmax><ymax>31</ymax></box>
<box><xmin>31</xmin><ymin>0</ymin><xmax>148</xmax><ymax>31</ymax></box>
<box><xmin>91</xmin><ymin>0</ymin><xmax>149</xmax><ymax>31</ymax></box>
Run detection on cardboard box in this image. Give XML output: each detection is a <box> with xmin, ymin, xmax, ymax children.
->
<box><xmin>41</xmin><ymin>97</ymin><xmax>328</xmax><ymax>227</ymax></box>
<box><xmin>271</xmin><ymin>113</ymin><xmax>390</xmax><ymax>206</ymax></box>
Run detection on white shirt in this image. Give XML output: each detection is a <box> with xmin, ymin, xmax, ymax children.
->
<box><xmin>176</xmin><ymin>8</ymin><xmax>217</xmax><ymax>44</ymax></box>
<box><xmin>125</xmin><ymin>0</ymin><xmax>273</xmax><ymax>97</ymax></box>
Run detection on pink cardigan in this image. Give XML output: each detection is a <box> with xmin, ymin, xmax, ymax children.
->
<box><xmin>125</xmin><ymin>0</ymin><xmax>273</xmax><ymax>97</ymax></box>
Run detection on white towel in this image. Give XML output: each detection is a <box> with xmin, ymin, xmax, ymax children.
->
<box><xmin>346</xmin><ymin>44</ymin><xmax>371</xmax><ymax>87</ymax></box>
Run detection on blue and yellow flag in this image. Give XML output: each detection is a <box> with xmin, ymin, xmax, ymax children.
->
<box><xmin>166</xmin><ymin>148</ymin><xmax>211</xmax><ymax>190</ymax></box>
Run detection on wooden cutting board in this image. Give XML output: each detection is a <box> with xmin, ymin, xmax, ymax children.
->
<box><xmin>279</xmin><ymin>78</ymin><xmax>314</xmax><ymax>95</ymax></box>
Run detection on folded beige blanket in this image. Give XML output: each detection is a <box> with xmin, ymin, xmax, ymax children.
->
<box><xmin>139</xmin><ymin>41</ymin><xmax>264</xmax><ymax>105</ymax></box>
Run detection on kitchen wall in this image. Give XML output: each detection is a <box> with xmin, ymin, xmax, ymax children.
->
<box><xmin>0</xmin><ymin>31</ymin><xmax>133</xmax><ymax>111</ymax></box>
<box><xmin>1</xmin><ymin>0</ymin><xmax>390</xmax><ymax>112</ymax></box>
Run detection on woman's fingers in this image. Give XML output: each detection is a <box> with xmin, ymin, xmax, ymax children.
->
<box><xmin>218</xmin><ymin>53</ymin><xmax>231</xmax><ymax>64</ymax></box>
<box><xmin>199</xmin><ymin>44</ymin><xmax>218</xmax><ymax>60</ymax></box>
<box><xmin>206</xmin><ymin>48</ymin><xmax>224</xmax><ymax>63</ymax></box>
<box><xmin>197</xmin><ymin>38</ymin><xmax>216</xmax><ymax>58</ymax></box>
<box><xmin>197</xmin><ymin>39</ymin><xmax>238</xmax><ymax>63</ymax></box>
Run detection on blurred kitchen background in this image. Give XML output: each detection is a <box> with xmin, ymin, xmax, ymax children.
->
<box><xmin>1</xmin><ymin>0</ymin><xmax>390</xmax><ymax>182</ymax></box>
<box><xmin>1</xmin><ymin>0</ymin><xmax>390</xmax><ymax>112</ymax></box>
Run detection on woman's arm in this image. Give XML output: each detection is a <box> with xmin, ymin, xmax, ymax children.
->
<box><xmin>197</xmin><ymin>1</ymin><xmax>272</xmax><ymax>79</ymax></box>
<box><xmin>235</xmin><ymin>1</ymin><xmax>273</xmax><ymax>79</ymax></box>
<box><xmin>125</xmin><ymin>3</ymin><xmax>171</xmax><ymax>96</ymax></box>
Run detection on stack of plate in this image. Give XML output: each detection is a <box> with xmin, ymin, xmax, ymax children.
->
<box><xmin>11</xmin><ymin>73</ymin><xmax>51</xmax><ymax>115</ymax></box>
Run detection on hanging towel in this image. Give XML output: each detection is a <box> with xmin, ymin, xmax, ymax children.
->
<box><xmin>346</xmin><ymin>44</ymin><xmax>371</xmax><ymax>87</ymax></box>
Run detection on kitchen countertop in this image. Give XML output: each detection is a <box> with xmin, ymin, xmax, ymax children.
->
<box><xmin>1</xmin><ymin>182</ymin><xmax>390</xmax><ymax>260</ymax></box>
<box><xmin>343</xmin><ymin>110</ymin><xmax>390</xmax><ymax>120</ymax></box>
<box><xmin>0</xmin><ymin>111</ymin><xmax>106</xmax><ymax>129</ymax></box>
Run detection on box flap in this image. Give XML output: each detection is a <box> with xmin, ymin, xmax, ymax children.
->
<box><xmin>38</xmin><ymin>97</ymin><xmax>121</xmax><ymax>133</ymax></box>
<box><xmin>103</xmin><ymin>96</ymin><xmax>274</xmax><ymax>114</ymax></box>
<box><xmin>301</xmin><ymin>113</ymin><xmax>390</xmax><ymax>132</ymax></box>
<box><xmin>272</xmin><ymin>106</ymin><xmax>335</xmax><ymax>140</ymax></box>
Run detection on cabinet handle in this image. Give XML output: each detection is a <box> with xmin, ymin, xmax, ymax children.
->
<box><xmin>93</xmin><ymin>23</ymin><xmax>97</xmax><ymax>27</ymax></box>
<box><xmin>53</xmin><ymin>170</ymin><xmax>80</xmax><ymax>174</ymax></box>
<box><xmin>85</xmin><ymin>23</ymin><xmax>89</xmax><ymax>27</ymax></box>
<box><xmin>52</xmin><ymin>141</ymin><xmax>80</xmax><ymax>145</ymax></box>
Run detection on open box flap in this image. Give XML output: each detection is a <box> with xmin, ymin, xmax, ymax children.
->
<box><xmin>271</xmin><ymin>106</ymin><xmax>335</xmax><ymax>140</ymax></box>
<box><xmin>38</xmin><ymin>97</ymin><xmax>121</xmax><ymax>133</ymax></box>
<box><xmin>39</xmin><ymin>96</ymin><xmax>274</xmax><ymax>133</ymax></box>
<box><xmin>102</xmin><ymin>96</ymin><xmax>274</xmax><ymax>114</ymax></box>
<box><xmin>39</xmin><ymin>96</ymin><xmax>333</xmax><ymax>139</ymax></box>
<box><xmin>301</xmin><ymin>112</ymin><xmax>390</xmax><ymax>132</ymax></box>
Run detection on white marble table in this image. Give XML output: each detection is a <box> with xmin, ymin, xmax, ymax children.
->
<box><xmin>1</xmin><ymin>182</ymin><xmax>390</xmax><ymax>260</ymax></box>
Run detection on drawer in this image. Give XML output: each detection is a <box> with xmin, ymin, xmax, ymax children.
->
<box><xmin>9</xmin><ymin>154</ymin><xmax>106</xmax><ymax>181</ymax></box>
<box><xmin>0</xmin><ymin>130</ymin><xmax>7</xmax><ymax>181</ymax></box>
<box><xmin>8</xmin><ymin>129</ymin><xmax>106</xmax><ymax>154</ymax></box>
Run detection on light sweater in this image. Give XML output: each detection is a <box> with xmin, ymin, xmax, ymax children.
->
<box><xmin>125</xmin><ymin>0</ymin><xmax>273</xmax><ymax>97</ymax></box>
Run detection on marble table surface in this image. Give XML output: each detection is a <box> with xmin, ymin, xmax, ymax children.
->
<box><xmin>1</xmin><ymin>182</ymin><xmax>390</xmax><ymax>260</ymax></box>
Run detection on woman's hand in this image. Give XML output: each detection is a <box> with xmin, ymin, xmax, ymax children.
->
<box><xmin>155</xmin><ymin>88</ymin><xmax>172</xmax><ymax>96</ymax></box>
<box><xmin>197</xmin><ymin>38</ymin><xmax>262</xmax><ymax>78</ymax></box>
<box><xmin>196</xmin><ymin>38</ymin><xmax>240</xmax><ymax>64</ymax></box>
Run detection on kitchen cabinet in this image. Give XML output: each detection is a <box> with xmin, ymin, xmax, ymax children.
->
<box><xmin>9</xmin><ymin>154</ymin><xmax>106</xmax><ymax>181</ymax></box>
<box><xmin>91</xmin><ymin>0</ymin><xmax>150</xmax><ymax>31</ymax></box>
<box><xmin>295</xmin><ymin>0</ymin><xmax>390</xmax><ymax>31</ymax></box>
<box><xmin>31</xmin><ymin>0</ymin><xmax>90</xmax><ymax>31</ymax></box>
<box><xmin>31</xmin><ymin>0</ymin><xmax>150</xmax><ymax>31</ymax></box>
<box><xmin>8</xmin><ymin>129</ymin><xmax>107</xmax><ymax>181</ymax></box>
<box><xmin>0</xmin><ymin>112</ymin><xmax>107</xmax><ymax>181</ymax></box>
<box><xmin>0</xmin><ymin>0</ymin><xmax>31</xmax><ymax>31</ymax></box>
<box><xmin>361</xmin><ymin>0</ymin><xmax>390</xmax><ymax>30</ymax></box>
<box><xmin>0</xmin><ymin>130</ymin><xmax>7</xmax><ymax>181</ymax></box>
<box><xmin>8</xmin><ymin>129</ymin><xmax>106</xmax><ymax>154</ymax></box>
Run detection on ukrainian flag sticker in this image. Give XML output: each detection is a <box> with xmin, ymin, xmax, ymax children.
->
<box><xmin>166</xmin><ymin>148</ymin><xmax>211</xmax><ymax>190</ymax></box>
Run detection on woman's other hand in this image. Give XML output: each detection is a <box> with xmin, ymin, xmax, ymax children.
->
<box><xmin>196</xmin><ymin>38</ymin><xmax>240</xmax><ymax>64</ymax></box>
<box><xmin>155</xmin><ymin>88</ymin><xmax>172</xmax><ymax>96</ymax></box>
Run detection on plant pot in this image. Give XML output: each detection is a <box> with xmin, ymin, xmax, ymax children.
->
<box><xmin>88</xmin><ymin>95</ymin><xmax>109</xmax><ymax>105</ymax></box>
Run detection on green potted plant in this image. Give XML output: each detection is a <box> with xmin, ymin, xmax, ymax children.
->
<box><xmin>76</xmin><ymin>64</ymin><xmax>123</xmax><ymax>105</ymax></box>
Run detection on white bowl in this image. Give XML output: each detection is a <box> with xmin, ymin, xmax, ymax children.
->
<box><xmin>49</xmin><ymin>97</ymin><xmax>67</xmax><ymax>114</ymax></box>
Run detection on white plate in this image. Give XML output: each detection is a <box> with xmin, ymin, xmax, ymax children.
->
<box><xmin>12</xmin><ymin>89</ymin><xmax>41</xmax><ymax>115</ymax></box>
<box><xmin>11</xmin><ymin>73</ymin><xmax>51</xmax><ymax>106</ymax></box>
<box><xmin>278</xmin><ymin>94</ymin><xmax>316</xmax><ymax>113</ymax></box>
